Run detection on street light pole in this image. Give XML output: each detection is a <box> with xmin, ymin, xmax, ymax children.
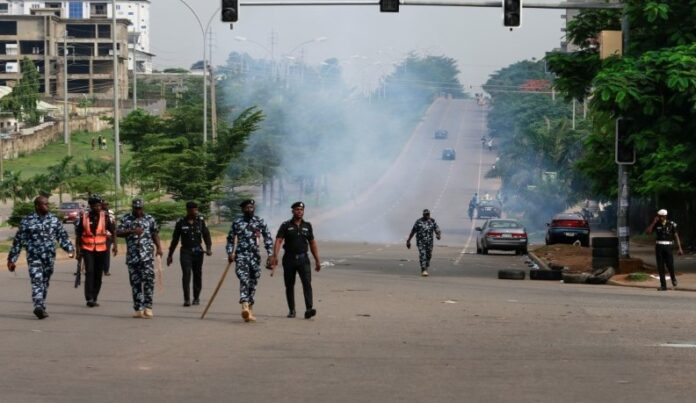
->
<box><xmin>63</xmin><ymin>34</ymin><xmax>70</xmax><ymax>156</ymax></box>
<box><xmin>112</xmin><ymin>0</ymin><xmax>121</xmax><ymax>191</ymax></box>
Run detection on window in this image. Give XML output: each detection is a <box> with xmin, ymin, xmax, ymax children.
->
<box><xmin>90</xmin><ymin>2</ymin><xmax>107</xmax><ymax>17</ymax></box>
<box><xmin>0</xmin><ymin>4</ymin><xmax>8</xmax><ymax>14</ymax></box>
<box><xmin>97</xmin><ymin>24</ymin><xmax>111</xmax><ymax>38</ymax></box>
<box><xmin>69</xmin><ymin>1</ymin><xmax>83</xmax><ymax>18</ymax></box>
<box><xmin>0</xmin><ymin>21</ymin><xmax>17</xmax><ymax>35</ymax></box>
<box><xmin>45</xmin><ymin>2</ymin><xmax>62</xmax><ymax>9</ymax></box>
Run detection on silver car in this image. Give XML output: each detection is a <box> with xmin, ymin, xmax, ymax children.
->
<box><xmin>476</xmin><ymin>219</ymin><xmax>528</xmax><ymax>255</ymax></box>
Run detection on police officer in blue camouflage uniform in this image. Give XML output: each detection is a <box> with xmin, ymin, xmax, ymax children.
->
<box><xmin>406</xmin><ymin>209</ymin><xmax>441</xmax><ymax>277</ymax></box>
<box><xmin>226</xmin><ymin>199</ymin><xmax>274</xmax><ymax>322</ymax></box>
<box><xmin>7</xmin><ymin>196</ymin><xmax>75</xmax><ymax>319</ymax></box>
<box><xmin>116</xmin><ymin>199</ymin><xmax>163</xmax><ymax>319</ymax></box>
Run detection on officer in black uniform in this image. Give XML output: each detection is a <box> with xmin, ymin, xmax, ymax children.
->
<box><xmin>167</xmin><ymin>201</ymin><xmax>212</xmax><ymax>306</ymax></box>
<box><xmin>646</xmin><ymin>209</ymin><xmax>684</xmax><ymax>291</ymax></box>
<box><xmin>271</xmin><ymin>201</ymin><xmax>321</xmax><ymax>319</ymax></box>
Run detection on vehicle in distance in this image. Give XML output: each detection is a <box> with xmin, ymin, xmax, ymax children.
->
<box><xmin>476</xmin><ymin>200</ymin><xmax>501</xmax><ymax>219</ymax></box>
<box><xmin>58</xmin><ymin>202</ymin><xmax>81</xmax><ymax>223</ymax></box>
<box><xmin>476</xmin><ymin>219</ymin><xmax>528</xmax><ymax>255</ymax></box>
<box><xmin>545</xmin><ymin>213</ymin><xmax>590</xmax><ymax>246</ymax></box>
<box><xmin>434</xmin><ymin>129</ymin><xmax>448</xmax><ymax>139</ymax></box>
<box><xmin>442</xmin><ymin>148</ymin><xmax>456</xmax><ymax>160</ymax></box>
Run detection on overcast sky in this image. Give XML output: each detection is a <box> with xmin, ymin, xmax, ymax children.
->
<box><xmin>149</xmin><ymin>0</ymin><xmax>565</xmax><ymax>89</ymax></box>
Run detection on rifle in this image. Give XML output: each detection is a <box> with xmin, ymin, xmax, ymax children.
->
<box><xmin>74</xmin><ymin>254</ymin><xmax>83</xmax><ymax>288</ymax></box>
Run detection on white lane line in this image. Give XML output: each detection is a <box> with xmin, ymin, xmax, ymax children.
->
<box><xmin>456</xmin><ymin>111</ymin><xmax>486</xmax><ymax>264</ymax></box>
<box><xmin>432</xmin><ymin>101</ymin><xmax>467</xmax><ymax>214</ymax></box>
<box><xmin>658</xmin><ymin>343</ymin><xmax>696</xmax><ymax>348</ymax></box>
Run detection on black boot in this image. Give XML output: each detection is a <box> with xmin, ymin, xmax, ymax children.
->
<box><xmin>304</xmin><ymin>308</ymin><xmax>317</xmax><ymax>319</ymax></box>
<box><xmin>287</xmin><ymin>309</ymin><xmax>296</xmax><ymax>318</ymax></box>
<box><xmin>33</xmin><ymin>307</ymin><xmax>48</xmax><ymax>319</ymax></box>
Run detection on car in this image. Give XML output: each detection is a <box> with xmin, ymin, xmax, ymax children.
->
<box><xmin>58</xmin><ymin>202</ymin><xmax>82</xmax><ymax>223</ymax></box>
<box><xmin>476</xmin><ymin>219</ymin><xmax>528</xmax><ymax>255</ymax></box>
<box><xmin>475</xmin><ymin>200</ymin><xmax>501</xmax><ymax>219</ymax></box>
<box><xmin>545</xmin><ymin>213</ymin><xmax>590</xmax><ymax>246</ymax></box>
<box><xmin>434</xmin><ymin>129</ymin><xmax>448</xmax><ymax>139</ymax></box>
<box><xmin>442</xmin><ymin>148</ymin><xmax>456</xmax><ymax>160</ymax></box>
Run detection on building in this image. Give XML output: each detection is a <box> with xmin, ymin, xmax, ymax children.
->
<box><xmin>0</xmin><ymin>0</ymin><xmax>152</xmax><ymax>73</ymax></box>
<box><xmin>0</xmin><ymin>14</ymin><xmax>129</xmax><ymax>99</ymax></box>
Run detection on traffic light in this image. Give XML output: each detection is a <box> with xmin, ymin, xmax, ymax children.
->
<box><xmin>222</xmin><ymin>0</ymin><xmax>238</xmax><ymax>22</ymax></box>
<box><xmin>380</xmin><ymin>0</ymin><xmax>399</xmax><ymax>13</ymax></box>
<box><xmin>503</xmin><ymin>0</ymin><xmax>522</xmax><ymax>28</ymax></box>
<box><xmin>615</xmin><ymin>117</ymin><xmax>636</xmax><ymax>165</ymax></box>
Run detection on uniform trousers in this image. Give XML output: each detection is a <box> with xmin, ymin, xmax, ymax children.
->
<box><xmin>655</xmin><ymin>244</ymin><xmax>676</xmax><ymax>288</ymax></box>
<box><xmin>283</xmin><ymin>253</ymin><xmax>313</xmax><ymax>311</ymax></box>
<box><xmin>417</xmin><ymin>240</ymin><xmax>433</xmax><ymax>270</ymax></box>
<box><xmin>180</xmin><ymin>249</ymin><xmax>204</xmax><ymax>302</ymax></box>
<box><xmin>82</xmin><ymin>250</ymin><xmax>109</xmax><ymax>302</ymax></box>
<box><xmin>127</xmin><ymin>260</ymin><xmax>155</xmax><ymax>311</ymax></box>
<box><xmin>28</xmin><ymin>258</ymin><xmax>55</xmax><ymax>309</ymax></box>
<box><xmin>235</xmin><ymin>252</ymin><xmax>261</xmax><ymax>304</ymax></box>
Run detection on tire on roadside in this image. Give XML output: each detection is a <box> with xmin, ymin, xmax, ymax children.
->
<box><xmin>592</xmin><ymin>237</ymin><xmax>619</xmax><ymax>248</ymax></box>
<box><xmin>562</xmin><ymin>272</ymin><xmax>591</xmax><ymax>284</ymax></box>
<box><xmin>498</xmin><ymin>269</ymin><xmax>525</xmax><ymax>280</ymax></box>
<box><xmin>530</xmin><ymin>270</ymin><xmax>563</xmax><ymax>281</ymax></box>
<box><xmin>587</xmin><ymin>266</ymin><xmax>616</xmax><ymax>284</ymax></box>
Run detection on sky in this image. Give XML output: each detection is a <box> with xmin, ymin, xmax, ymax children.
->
<box><xmin>149</xmin><ymin>0</ymin><xmax>565</xmax><ymax>90</ymax></box>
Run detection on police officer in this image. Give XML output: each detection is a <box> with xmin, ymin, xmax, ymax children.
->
<box><xmin>271</xmin><ymin>201</ymin><xmax>321</xmax><ymax>319</ymax></box>
<box><xmin>167</xmin><ymin>201</ymin><xmax>212</xmax><ymax>307</ymax></box>
<box><xmin>75</xmin><ymin>194</ymin><xmax>117</xmax><ymax>307</ymax></box>
<box><xmin>7</xmin><ymin>196</ymin><xmax>75</xmax><ymax>319</ymax></box>
<box><xmin>116</xmin><ymin>199</ymin><xmax>163</xmax><ymax>318</ymax></box>
<box><xmin>646</xmin><ymin>209</ymin><xmax>684</xmax><ymax>291</ymax></box>
<box><xmin>406</xmin><ymin>209</ymin><xmax>441</xmax><ymax>277</ymax></box>
<box><xmin>468</xmin><ymin>193</ymin><xmax>478</xmax><ymax>220</ymax></box>
<box><xmin>226</xmin><ymin>199</ymin><xmax>274</xmax><ymax>322</ymax></box>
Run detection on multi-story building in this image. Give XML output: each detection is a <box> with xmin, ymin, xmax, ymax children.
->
<box><xmin>0</xmin><ymin>14</ymin><xmax>129</xmax><ymax>99</ymax></box>
<box><xmin>0</xmin><ymin>0</ymin><xmax>152</xmax><ymax>73</ymax></box>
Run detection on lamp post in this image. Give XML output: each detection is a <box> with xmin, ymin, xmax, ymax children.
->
<box><xmin>176</xmin><ymin>0</ymin><xmax>219</xmax><ymax>145</ymax></box>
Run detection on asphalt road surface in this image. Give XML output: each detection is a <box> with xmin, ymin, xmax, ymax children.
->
<box><xmin>2</xmin><ymin>99</ymin><xmax>696</xmax><ymax>402</ymax></box>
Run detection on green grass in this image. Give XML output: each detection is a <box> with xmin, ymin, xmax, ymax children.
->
<box><xmin>626</xmin><ymin>272</ymin><xmax>650</xmax><ymax>282</ymax></box>
<box><xmin>4</xmin><ymin>129</ymin><xmax>131</xmax><ymax>179</ymax></box>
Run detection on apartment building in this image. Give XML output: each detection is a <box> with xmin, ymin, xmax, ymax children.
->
<box><xmin>0</xmin><ymin>14</ymin><xmax>129</xmax><ymax>99</ymax></box>
<box><xmin>0</xmin><ymin>0</ymin><xmax>152</xmax><ymax>73</ymax></box>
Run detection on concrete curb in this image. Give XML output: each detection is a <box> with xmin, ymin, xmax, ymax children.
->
<box><xmin>607</xmin><ymin>279</ymin><xmax>696</xmax><ymax>292</ymax></box>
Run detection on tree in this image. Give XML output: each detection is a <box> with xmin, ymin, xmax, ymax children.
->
<box><xmin>0</xmin><ymin>58</ymin><xmax>41</xmax><ymax>125</ymax></box>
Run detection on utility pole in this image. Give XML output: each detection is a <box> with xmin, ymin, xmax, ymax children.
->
<box><xmin>132</xmin><ymin>32</ymin><xmax>138</xmax><ymax>110</ymax></box>
<box><xmin>617</xmin><ymin>13</ymin><xmax>630</xmax><ymax>259</ymax></box>
<box><xmin>209</xmin><ymin>29</ymin><xmax>217</xmax><ymax>143</ymax></box>
<box><xmin>112</xmin><ymin>0</ymin><xmax>121</xmax><ymax>191</ymax></box>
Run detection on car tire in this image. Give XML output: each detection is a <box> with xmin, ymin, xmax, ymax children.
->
<box><xmin>592</xmin><ymin>237</ymin><xmax>619</xmax><ymax>248</ymax></box>
<box><xmin>530</xmin><ymin>270</ymin><xmax>563</xmax><ymax>281</ymax></box>
<box><xmin>482</xmin><ymin>247</ymin><xmax>488</xmax><ymax>255</ymax></box>
<box><xmin>520</xmin><ymin>247</ymin><xmax>528</xmax><ymax>255</ymax></box>
<box><xmin>562</xmin><ymin>272</ymin><xmax>590</xmax><ymax>284</ymax></box>
<box><xmin>498</xmin><ymin>269</ymin><xmax>525</xmax><ymax>280</ymax></box>
<box><xmin>592</xmin><ymin>247</ymin><xmax>618</xmax><ymax>258</ymax></box>
<box><xmin>476</xmin><ymin>244</ymin><xmax>482</xmax><ymax>254</ymax></box>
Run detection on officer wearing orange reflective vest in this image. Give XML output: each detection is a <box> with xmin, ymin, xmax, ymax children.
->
<box><xmin>75</xmin><ymin>194</ymin><xmax>117</xmax><ymax>307</ymax></box>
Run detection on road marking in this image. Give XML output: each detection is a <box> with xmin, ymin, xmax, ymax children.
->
<box><xmin>432</xmin><ymin>101</ymin><xmax>468</xmax><ymax>214</ymax></box>
<box><xmin>658</xmin><ymin>343</ymin><xmax>696</xmax><ymax>348</ymax></box>
<box><xmin>456</xmin><ymin>113</ymin><xmax>487</xmax><ymax>264</ymax></box>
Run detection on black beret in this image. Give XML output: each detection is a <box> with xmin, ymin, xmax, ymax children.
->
<box><xmin>186</xmin><ymin>201</ymin><xmax>198</xmax><ymax>209</ymax></box>
<box><xmin>132</xmin><ymin>199</ymin><xmax>144</xmax><ymax>208</ymax></box>
<box><xmin>291</xmin><ymin>201</ymin><xmax>305</xmax><ymax>209</ymax></box>
<box><xmin>239</xmin><ymin>199</ymin><xmax>255</xmax><ymax>208</ymax></box>
<box><xmin>423</xmin><ymin>209</ymin><xmax>430</xmax><ymax>215</ymax></box>
<box><xmin>88</xmin><ymin>194</ymin><xmax>103</xmax><ymax>205</ymax></box>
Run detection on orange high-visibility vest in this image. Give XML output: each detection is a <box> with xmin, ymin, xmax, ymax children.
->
<box><xmin>81</xmin><ymin>212</ymin><xmax>108</xmax><ymax>252</ymax></box>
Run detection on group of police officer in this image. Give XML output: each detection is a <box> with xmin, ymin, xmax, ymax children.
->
<box><xmin>7</xmin><ymin>196</ymin><xmax>320</xmax><ymax>321</ymax></box>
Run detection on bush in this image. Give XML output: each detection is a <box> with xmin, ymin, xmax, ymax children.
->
<box><xmin>626</xmin><ymin>272</ymin><xmax>649</xmax><ymax>282</ymax></box>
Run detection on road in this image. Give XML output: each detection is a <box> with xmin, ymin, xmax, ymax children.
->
<box><xmin>2</xmin><ymin>99</ymin><xmax>696</xmax><ymax>402</ymax></box>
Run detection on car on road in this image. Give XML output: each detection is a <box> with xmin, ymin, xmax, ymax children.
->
<box><xmin>434</xmin><ymin>129</ymin><xmax>448</xmax><ymax>139</ymax></box>
<box><xmin>545</xmin><ymin>213</ymin><xmax>590</xmax><ymax>246</ymax></box>
<box><xmin>476</xmin><ymin>219</ymin><xmax>528</xmax><ymax>255</ymax></box>
<box><xmin>58</xmin><ymin>202</ymin><xmax>82</xmax><ymax>223</ymax></box>
<box><xmin>442</xmin><ymin>148</ymin><xmax>456</xmax><ymax>160</ymax></box>
<box><xmin>475</xmin><ymin>200</ymin><xmax>501</xmax><ymax>219</ymax></box>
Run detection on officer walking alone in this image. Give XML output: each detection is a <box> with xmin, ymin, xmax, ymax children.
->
<box><xmin>7</xmin><ymin>196</ymin><xmax>75</xmax><ymax>319</ymax></box>
<box><xmin>646</xmin><ymin>209</ymin><xmax>684</xmax><ymax>291</ymax></box>
<box><xmin>271</xmin><ymin>201</ymin><xmax>321</xmax><ymax>319</ymax></box>
<box><xmin>167</xmin><ymin>201</ymin><xmax>212</xmax><ymax>307</ymax></box>
<box><xmin>75</xmin><ymin>194</ymin><xmax>117</xmax><ymax>307</ymax></box>
<box><xmin>117</xmin><ymin>199</ymin><xmax>163</xmax><ymax>318</ymax></box>
<box><xmin>226</xmin><ymin>199</ymin><xmax>274</xmax><ymax>322</ymax></box>
<box><xmin>406</xmin><ymin>209</ymin><xmax>441</xmax><ymax>277</ymax></box>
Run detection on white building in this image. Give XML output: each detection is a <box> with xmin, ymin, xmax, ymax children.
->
<box><xmin>0</xmin><ymin>0</ymin><xmax>152</xmax><ymax>73</ymax></box>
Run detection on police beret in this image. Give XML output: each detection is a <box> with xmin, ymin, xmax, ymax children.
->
<box><xmin>186</xmin><ymin>201</ymin><xmax>198</xmax><ymax>209</ymax></box>
<box><xmin>132</xmin><ymin>199</ymin><xmax>144</xmax><ymax>208</ymax></box>
<box><xmin>291</xmin><ymin>201</ymin><xmax>305</xmax><ymax>209</ymax></box>
<box><xmin>423</xmin><ymin>209</ymin><xmax>431</xmax><ymax>215</ymax></box>
<box><xmin>88</xmin><ymin>194</ymin><xmax>103</xmax><ymax>205</ymax></box>
<box><xmin>239</xmin><ymin>199</ymin><xmax>255</xmax><ymax>208</ymax></box>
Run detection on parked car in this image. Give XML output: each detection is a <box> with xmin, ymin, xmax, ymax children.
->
<box><xmin>545</xmin><ymin>213</ymin><xmax>590</xmax><ymax>246</ymax></box>
<box><xmin>476</xmin><ymin>200</ymin><xmax>501</xmax><ymax>219</ymax></box>
<box><xmin>58</xmin><ymin>202</ymin><xmax>82</xmax><ymax>223</ymax></box>
<box><xmin>434</xmin><ymin>129</ymin><xmax>448</xmax><ymax>139</ymax></box>
<box><xmin>442</xmin><ymin>148</ymin><xmax>456</xmax><ymax>160</ymax></box>
<box><xmin>476</xmin><ymin>219</ymin><xmax>528</xmax><ymax>255</ymax></box>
